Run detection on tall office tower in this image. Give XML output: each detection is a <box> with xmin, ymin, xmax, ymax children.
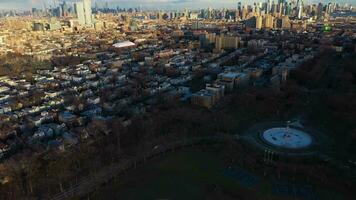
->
<box><xmin>208</xmin><ymin>7</ymin><xmax>212</xmax><ymax>19</ymax></box>
<box><xmin>255</xmin><ymin>3</ymin><xmax>261</xmax><ymax>15</ymax></box>
<box><xmin>75</xmin><ymin>0</ymin><xmax>92</xmax><ymax>26</ymax></box>
<box><xmin>279</xmin><ymin>0</ymin><xmax>285</xmax><ymax>14</ymax></box>
<box><xmin>237</xmin><ymin>2</ymin><xmax>242</xmax><ymax>14</ymax></box>
<box><xmin>258</xmin><ymin>2</ymin><xmax>263</xmax><ymax>10</ymax></box>
<box><xmin>221</xmin><ymin>8</ymin><xmax>226</xmax><ymax>19</ymax></box>
<box><xmin>272</xmin><ymin>2</ymin><xmax>278</xmax><ymax>15</ymax></box>
<box><xmin>235</xmin><ymin>2</ymin><xmax>242</xmax><ymax>20</ymax></box>
<box><xmin>94</xmin><ymin>2</ymin><xmax>98</xmax><ymax>12</ymax></box>
<box><xmin>75</xmin><ymin>1</ymin><xmax>85</xmax><ymax>25</ymax></box>
<box><xmin>105</xmin><ymin>1</ymin><xmax>109</xmax><ymax>11</ymax></box>
<box><xmin>83</xmin><ymin>0</ymin><xmax>92</xmax><ymax>25</ymax></box>
<box><xmin>317</xmin><ymin>3</ymin><xmax>323</xmax><ymax>19</ymax></box>
<box><xmin>61</xmin><ymin>1</ymin><xmax>69</xmax><ymax>17</ymax></box>
<box><xmin>267</xmin><ymin>0</ymin><xmax>273</xmax><ymax>14</ymax></box>
<box><xmin>279</xmin><ymin>3</ymin><xmax>284</xmax><ymax>15</ymax></box>
<box><xmin>200</xmin><ymin>9</ymin><xmax>204</xmax><ymax>18</ymax></box>
<box><xmin>184</xmin><ymin>8</ymin><xmax>189</xmax><ymax>18</ymax></box>
<box><xmin>286</xmin><ymin>2</ymin><xmax>292</xmax><ymax>16</ymax></box>
<box><xmin>297</xmin><ymin>0</ymin><xmax>303</xmax><ymax>19</ymax></box>
<box><xmin>283</xmin><ymin>2</ymin><xmax>288</xmax><ymax>15</ymax></box>
<box><xmin>326</xmin><ymin>3</ymin><xmax>333</xmax><ymax>14</ymax></box>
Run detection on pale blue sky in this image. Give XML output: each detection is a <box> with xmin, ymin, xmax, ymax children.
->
<box><xmin>0</xmin><ymin>0</ymin><xmax>354</xmax><ymax>10</ymax></box>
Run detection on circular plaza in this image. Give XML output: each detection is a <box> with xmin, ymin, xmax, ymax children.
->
<box><xmin>262</xmin><ymin>127</ymin><xmax>313</xmax><ymax>149</ymax></box>
<box><xmin>241</xmin><ymin>122</ymin><xmax>328</xmax><ymax>158</ymax></box>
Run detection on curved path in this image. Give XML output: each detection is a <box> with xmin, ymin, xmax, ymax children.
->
<box><xmin>50</xmin><ymin>134</ymin><xmax>235</xmax><ymax>200</ymax></box>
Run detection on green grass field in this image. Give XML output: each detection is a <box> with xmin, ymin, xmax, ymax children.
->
<box><xmin>88</xmin><ymin>146</ymin><xmax>294</xmax><ymax>200</ymax></box>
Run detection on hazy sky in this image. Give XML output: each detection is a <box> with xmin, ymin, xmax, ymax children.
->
<box><xmin>0</xmin><ymin>0</ymin><xmax>354</xmax><ymax>10</ymax></box>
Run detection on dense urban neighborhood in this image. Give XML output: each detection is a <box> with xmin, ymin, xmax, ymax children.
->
<box><xmin>0</xmin><ymin>0</ymin><xmax>355</xmax><ymax>199</ymax></box>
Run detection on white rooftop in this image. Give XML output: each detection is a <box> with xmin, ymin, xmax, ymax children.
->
<box><xmin>113</xmin><ymin>41</ymin><xmax>136</xmax><ymax>48</ymax></box>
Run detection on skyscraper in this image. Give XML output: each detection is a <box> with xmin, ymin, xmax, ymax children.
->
<box><xmin>61</xmin><ymin>1</ymin><xmax>69</xmax><ymax>17</ymax></box>
<box><xmin>267</xmin><ymin>0</ymin><xmax>273</xmax><ymax>14</ymax></box>
<box><xmin>297</xmin><ymin>0</ymin><xmax>303</xmax><ymax>19</ymax></box>
<box><xmin>237</xmin><ymin>2</ymin><xmax>242</xmax><ymax>13</ymax></box>
<box><xmin>317</xmin><ymin>3</ymin><xmax>323</xmax><ymax>19</ymax></box>
<box><xmin>208</xmin><ymin>7</ymin><xmax>212</xmax><ymax>19</ymax></box>
<box><xmin>83</xmin><ymin>0</ymin><xmax>92</xmax><ymax>26</ymax></box>
<box><xmin>74</xmin><ymin>1</ymin><xmax>85</xmax><ymax>25</ymax></box>
<box><xmin>75</xmin><ymin>0</ymin><xmax>92</xmax><ymax>26</ymax></box>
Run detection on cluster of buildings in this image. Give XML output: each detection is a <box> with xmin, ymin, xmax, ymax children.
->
<box><xmin>245</xmin><ymin>14</ymin><xmax>295</xmax><ymax>30</ymax></box>
<box><xmin>0</xmin><ymin>0</ymin><xmax>354</xmax><ymax>162</ymax></box>
<box><xmin>191</xmin><ymin>44</ymin><xmax>317</xmax><ymax>109</ymax></box>
<box><xmin>0</xmin><ymin>14</ymin><xmax>124</xmax><ymax>58</ymax></box>
<box><xmin>0</xmin><ymin>25</ymin><xmax>223</xmax><ymax>159</ymax></box>
<box><xmin>0</xmin><ymin>0</ymin><xmax>354</xmax><ymax>58</ymax></box>
<box><xmin>199</xmin><ymin>33</ymin><xmax>242</xmax><ymax>52</ymax></box>
<box><xmin>191</xmin><ymin>72</ymin><xmax>249</xmax><ymax>109</ymax></box>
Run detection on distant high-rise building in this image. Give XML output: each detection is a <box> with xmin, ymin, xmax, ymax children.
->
<box><xmin>278</xmin><ymin>2</ymin><xmax>284</xmax><ymax>15</ymax></box>
<box><xmin>83</xmin><ymin>0</ymin><xmax>92</xmax><ymax>25</ymax></box>
<box><xmin>51</xmin><ymin>6</ymin><xmax>61</xmax><ymax>18</ymax></box>
<box><xmin>75</xmin><ymin>0</ymin><xmax>92</xmax><ymax>26</ymax></box>
<box><xmin>208</xmin><ymin>7</ymin><xmax>212</xmax><ymax>19</ymax></box>
<box><xmin>237</xmin><ymin>2</ymin><xmax>242</xmax><ymax>13</ymax></box>
<box><xmin>94</xmin><ymin>2</ymin><xmax>98</xmax><ymax>12</ymax></box>
<box><xmin>267</xmin><ymin>0</ymin><xmax>273</xmax><ymax>14</ymax></box>
<box><xmin>285</xmin><ymin>2</ymin><xmax>292</xmax><ymax>16</ymax></box>
<box><xmin>297</xmin><ymin>0</ymin><xmax>303</xmax><ymax>19</ymax></box>
<box><xmin>326</xmin><ymin>3</ymin><xmax>334</xmax><ymax>15</ymax></box>
<box><xmin>317</xmin><ymin>3</ymin><xmax>323</xmax><ymax>19</ymax></box>
<box><xmin>74</xmin><ymin>1</ymin><xmax>85</xmax><ymax>25</ymax></box>
<box><xmin>61</xmin><ymin>1</ymin><xmax>69</xmax><ymax>17</ymax></box>
<box><xmin>272</xmin><ymin>2</ymin><xmax>278</xmax><ymax>15</ymax></box>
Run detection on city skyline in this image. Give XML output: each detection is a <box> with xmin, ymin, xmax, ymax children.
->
<box><xmin>0</xmin><ymin>0</ymin><xmax>354</xmax><ymax>10</ymax></box>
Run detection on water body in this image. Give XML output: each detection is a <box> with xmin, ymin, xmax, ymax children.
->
<box><xmin>331</xmin><ymin>11</ymin><xmax>356</xmax><ymax>17</ymax></box>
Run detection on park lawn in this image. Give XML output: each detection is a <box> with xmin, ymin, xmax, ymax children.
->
<box><xmin>89</xmin><ymin>146</ymin><xmax>279</xmax><ymax>200</ymax></box>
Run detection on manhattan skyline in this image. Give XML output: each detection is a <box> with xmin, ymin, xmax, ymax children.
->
<box><xmin>0</xmin><ymin>0</ymin><xmax>354</xmax><ymax>10</ymax></box>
